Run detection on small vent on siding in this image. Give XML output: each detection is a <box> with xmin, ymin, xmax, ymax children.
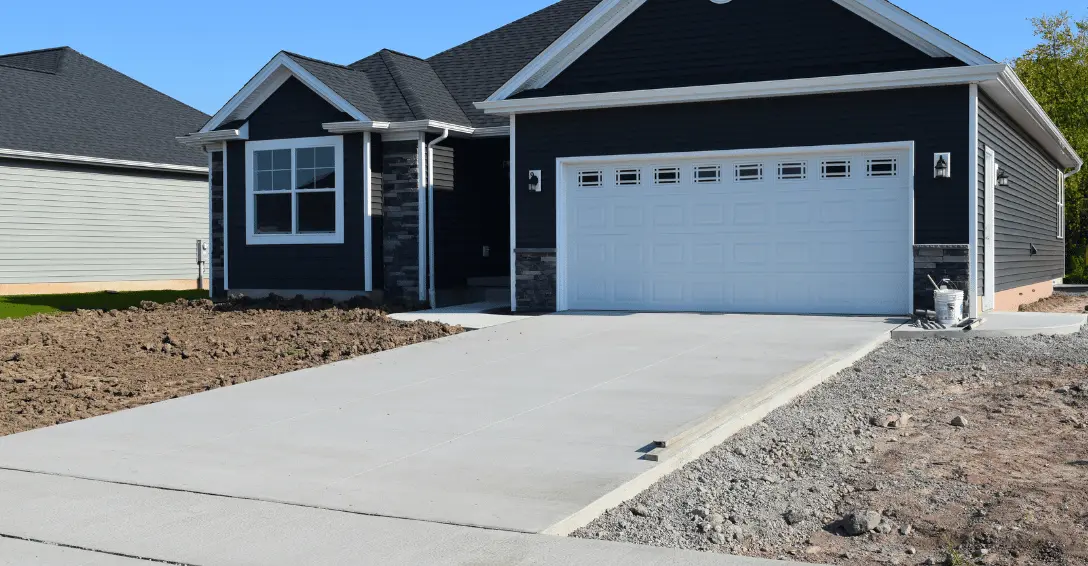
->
<box><xmin>654</xmin><ymin>167</ymin><xmax>681</xmax><ymax>184</ymax></box>
<box><xmin>616</xmin><ymin>168</ymin><xmax>642</xmax><ymax>185</ymax></box>
<box><xmin>734</xmin><ymin>163</ymin><xmax>764</xmax><ymax>182</ymax></box>
<box><xmin>821</xmin><ymin>160</ymin><xmax>851</xmax><ymax>179</ymax></box>
<box><xmin>578</xmin><ymin>170</ymin><xmax>603</xmax><ymax>187</ymax></box>
<box><xmin>693</xmin><ymin>165</ymin><xmax>722</xmax><ymax>183</ymax></box>
<box><xmin>866</xmin><ymin>158</ymin><xmax>898</xmax><ymax>177</ymax></box>
<box><xmin>777</xmin><ymin>162</ymin><xmax>807</xmax><ymax>180</ymax></box>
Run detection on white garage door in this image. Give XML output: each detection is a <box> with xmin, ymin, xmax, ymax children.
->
<box><xmin>561</xmin><ymin>146</ymin><xmax>911</xmax><ymax>314</ymax></box>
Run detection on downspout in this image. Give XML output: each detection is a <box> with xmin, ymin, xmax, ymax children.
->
<box><xmin>427</xmin><ymin>129</ymin><xmax>450</xmax><ymax>309</ymax></box>
<box><xmin>1064</xmin><ymin>161</ymin><xmax>1082</xmax><ymax>179</ymax></box>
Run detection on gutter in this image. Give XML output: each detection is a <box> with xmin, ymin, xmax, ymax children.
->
<box><xmin>426</xmin><ymin>129</ymin><xmax>450</xmax><ymax>309</ymax></box>
<box><xmin>0</xmin><ymin>147</ymin><xmax>206</xmax><ymax>174</ymax></box>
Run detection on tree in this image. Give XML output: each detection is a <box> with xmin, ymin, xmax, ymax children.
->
<box><xmin>1013</xmin><ymin>12</ymin><xmax>1088</xmax><ymax>278</ymax></box>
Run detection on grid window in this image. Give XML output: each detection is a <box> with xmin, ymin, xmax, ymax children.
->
<box><xmin>693</xmin><ymin>165</ymin><xmax>722</xmax><ymax>183</ymax></box>
<box><xmin>734</xmin><ymin>163</ymin><xmax>764</xmax><ymax>182</ymax></box>
<box><xmin>866</xmin><ymin>158</ymin><xmax>898</xmax><ymax>177</ymax></box>
<box><xmin>616</xmin><ymin>168</ymin><xmax>642</xmax><ymax>185</ymax></box>
<box><xmin>654</xmin><ymin>167</ymin><xmax>681</xmax><ymax>184</ymax></box>
<box><xmin>777</xmin><ymin>162</ymin><xmax>807</xmax><ymax>180</ymax></box>
<box><xmin>821</xmin><ymin>160</ymin><xmax>852</xmax><ymax>179</ymax></box>
<box><xmin>578</xmin><ymin>170</ymin><xmax>603</xmax><ymax>187</ymax></box>
<box><xmin>248</xmin><ymin>137</ymin><xmax>343</xmax><ymax>244</ymax></box>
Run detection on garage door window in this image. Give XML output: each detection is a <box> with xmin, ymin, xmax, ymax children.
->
<box><xmin>578</xmin><ymin>170</ymin><xmax>603</xmax><ymax>187</ymax></box>
<box><xmin>616</xmin><ymin>168</ymin><xmax>642</xmax><ymax>185</ymax></box>
<box><xmin>821</xmin><ymin>160</ymin><xmax>852</xmax><ymax>179</ymax></box>
<box><xmin>734</xmin><ymin>163</ymin><xmax>764</xmax><ymax>182</ymax></box>
<box><xmin>694</xmin><ymin>165</ymin><xmax>722</xmax><ymax>183</ymax></box>
<box><xmin>654</xmin><ymin>167</ymin><xmax>681</xmax><ymax>184</ymax></box>
<box><xmin>777</xmin><ymin>162</ymin><xmax>807</xmax><ymax>180</ymax></box>
<box><xmin>866</xmin><ymin>158</ymin><xmax>898</xmax><ymax>177</ymax></box>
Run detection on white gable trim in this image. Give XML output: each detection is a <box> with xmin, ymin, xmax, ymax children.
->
<box><xmin>831</xmin><ymin>0</ymin><xmax>991</xmax><ymax>65</ymax></box>
<box><xmin>485</xmin><ymin>0</ymin><xmax>993</xmax><ymax>102</ymax></box>
<box><xmin>199</xmin><ymin>52</ymin><xmax>369</xmax><ymax>133</ymax></box>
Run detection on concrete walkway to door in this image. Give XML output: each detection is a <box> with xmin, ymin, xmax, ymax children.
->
<box><xmin>0</xmin><ymin>312</ymin><xmax>897</xmax><ymax>563</ymax></box>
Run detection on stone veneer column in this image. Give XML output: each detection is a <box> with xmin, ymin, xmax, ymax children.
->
<box><xmin>515</xmin><ymin>248</ymin><xmax>557</xmax><ymax>312</ymax></box>
<box><xmin>913</xmin><ymin>244</ymin><xmax>971</xmax><ymax>312</ymax></box>
<box><xmin>382</xmin><ymin>140</ymin><xmax>421</xmax><ymax>305</ymax></box>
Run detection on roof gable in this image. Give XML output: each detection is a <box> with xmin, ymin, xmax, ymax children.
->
<box><xmin>427</xmin><ymin>0</ymin><xmax>602</xmax><ymax>127</ymax></box>
<box><xmin>487</xmin><ymin>0</ymin><xmax>994</xmax><ymax>102</ymax></box>
<box><xmin>0</xmin><ymin>47</ymin><xmax>208</xmax><ymax>168</ymax></box>
<box><xmin>520</xmin><ymin>0</ymin><xmax>964</xmax><ymax>98</ymax></box>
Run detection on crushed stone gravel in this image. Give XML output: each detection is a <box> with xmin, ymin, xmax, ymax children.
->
<box><xmin>573</xmin><ymin>331</ymin><xmax>1088</xmax><ymax>566</ymax></box>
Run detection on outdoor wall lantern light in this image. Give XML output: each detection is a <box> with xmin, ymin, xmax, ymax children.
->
<box><xmin>934</xmin><ymin>153</ymin><xmax>951</xmax><ymax>179</ymax></box>
<box><xmin>528</xmin><ymin>170</ymin><xmax>541</xmax><ymax>192</ymax></box>
<box><xmin>997</xmin><ymin>169</ymin><xmax>1010</xmax><ymax>187</ymax></box>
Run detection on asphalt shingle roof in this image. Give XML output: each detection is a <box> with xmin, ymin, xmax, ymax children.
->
<box><xmin>0</xmin><ymin>47</ymin><xmax>208</xmax><ymax>168</ymax></box>
<box><xmin>427</xmin><ymin>0</ymin><xmax>603</xmax><ymax>128</ymax></box>
<box><xmin>240</xmin><ymin>0</ymin><xmax>603</xmax><ymax>130</ymax></box>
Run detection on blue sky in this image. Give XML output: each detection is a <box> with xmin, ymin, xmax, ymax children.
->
<box><xmin>1</xmin><ymin>0</ymin><xmax>1081</xmax><ymax>115</ymax></box>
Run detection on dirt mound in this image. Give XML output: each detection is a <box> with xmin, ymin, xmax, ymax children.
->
<box><xmin>0</xmin><ymin>298</ymin><xmax>463</xmax><ymax>436</ymax></box>
<box><xmin>1021</xmin><ymin>292</ymin><xmax>1088</xmax><ymax>313</ymax></box>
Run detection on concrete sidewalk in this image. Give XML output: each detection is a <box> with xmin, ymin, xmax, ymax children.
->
<box><xmin>0</xmin><ymin>469</ymin><xmax>810</xmax><ymax>566</ymax></box>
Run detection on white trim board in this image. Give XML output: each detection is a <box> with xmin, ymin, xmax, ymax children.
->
<box><xmin>553</xmin><ymin>141</ymin><xmax>916</xmax><ymax>314</ymax></box>
<box><xmin>478</xmin><ymin>64</ymin><xmax>1080</xmax><ymax>171</ymax></box>
<box><xmin>200</xmin><ymin>52</ymin><xmax>369</xmax><ymax>133</ymax></box>
<box><xmin>0</xmin><ymin>147</ymin><xmax>207</xmax><ymax>174</ymax></box>
<box><xmin>485</xmin><ymin>0</ymin><xmax>992</xmax><ymax>102</ymax></box>
<box><xmin>323</xmin><ymin>120</ymin><xmax>507</xmax><ymax>139</ymax></box>
<box><xmin>968</xmin><ymin>84</ymin><xmax>980</xmax><ymax>317</ymax></box>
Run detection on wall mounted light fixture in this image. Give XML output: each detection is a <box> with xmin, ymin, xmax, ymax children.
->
<box><xmin>997</xmin><ymin>169</ymin><xmax>1010</xmax><ymax>187</ymax></box>
<box><xmin>528</xmin><ymin>170</ymin><xmax>541</xmax><ymax>192</ymax></box>
<box><xmin>934</xmin><ymin>153</ymin><xmax>951</xmax><ymax>179</ymax></box>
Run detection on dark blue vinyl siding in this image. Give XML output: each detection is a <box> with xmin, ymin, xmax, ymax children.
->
<box><xmin>977</xmin><ymin>93</ymin><xmax>1064</xmax><ymax>291</ymax></box>
<box><xmin>514</xmin><ymin>86</ymin><xmax>970</xmax><ymax>247</ymax></box>
<box><xmin>225</xmin><ymin>77</ymin><xmax>369</xmax><ymax>292</ymax></box>
<box><xmin>520</xmin><ymin>0</ymin><xmax>962</xmax><ymax>98</ymax></box>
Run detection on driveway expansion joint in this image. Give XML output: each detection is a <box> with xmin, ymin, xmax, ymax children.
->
<box><xmin>0</xmin><ymin>533</ymin><xmax>197</xmax><ymax>566</ymax></box>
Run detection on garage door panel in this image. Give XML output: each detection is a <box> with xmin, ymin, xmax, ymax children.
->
<box><xmin>564</xmin><ymin>148</ymin><xmax>910</xmax><ymax>315</ymax></box>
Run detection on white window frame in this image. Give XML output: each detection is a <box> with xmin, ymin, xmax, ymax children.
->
<box><xmin>245</xmin><ymin>135</ymin><xmax>345</xmax><ymax>245</ymax></box>
<box><xmin>1058</xmin><ymin>170</ymin><xmax>1065</xmax><ymax>239</ymax></box>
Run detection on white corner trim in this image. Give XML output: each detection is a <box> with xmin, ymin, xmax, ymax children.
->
<box><xmin>485</xmin><ymin>0</ymin><xmax>993</xmax><ymax>102</ymax></box>
<box><xmin>968</xmin><ymin>83</ymin><xmax>980</xmax><ymax>318</ymax></box>
<box><xmin>416</xmin><ymin>132</ymin><xmax>428</xmax><ymax>303</ymax></box>
<box><xmin>509</xmin><ymin>114</ymin><xmax>517</xmax><ymax>312</ymax></box>
<box><xmin>478</xmin><ymin>65</ymin><xmax>1006</xmax><ymax>114</ymax></box>
<box><xmin>0</xmin><ymin>147</ymin><xmax>207</xmax><ymax>174</ymax></box>
<box><xmin>243</xmin><ymin>135</ymin><xmax>346</xmax><ymax>246</ymax></box>
<box><xmin>200</xmin><ymin>52</ymin><xmax>369</xmax><ymax>134</ymax></box>
<box><xmin>363</xmin><ymin>131</ymin><xmax>373</xmax><ymax>292</ymax></box>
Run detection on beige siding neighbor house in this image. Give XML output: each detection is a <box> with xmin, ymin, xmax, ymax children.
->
<box><xmin>0</xmin><ymin>47</ymin><xmax>209</xmax><ymax>295</ymax></box>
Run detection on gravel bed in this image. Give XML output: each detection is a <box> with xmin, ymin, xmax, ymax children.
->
<box><xmin>573</xmin><ymin>331</ymin><xmax>1088</xmax><ymax>565</ymax></box>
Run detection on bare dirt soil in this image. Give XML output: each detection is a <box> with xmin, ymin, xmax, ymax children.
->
<box><xmin>1021</xmin><ymin>293</ymin><xmax>1088</xmax><ymax>314</ymax></box>
<box><xmin>0</xmin><ymin>297</ymin><xmax>463</xmax><ymax>436</ymax></box>
<box><xmin>576</xmin><ymin>335</ymin><xmax>1088</xmax><ymax>566</ymax></box>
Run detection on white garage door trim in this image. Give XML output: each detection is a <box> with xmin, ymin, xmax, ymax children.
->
<box><xmin>555</xmin><ymin>141</ymin><xmax>916</xmax><ymax>313</ymax></box>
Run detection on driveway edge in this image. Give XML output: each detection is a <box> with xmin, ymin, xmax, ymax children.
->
<box><xmin>541</xmin><ymin>329</ymin><xmax>892</xmax><ymax>537</ymax></box>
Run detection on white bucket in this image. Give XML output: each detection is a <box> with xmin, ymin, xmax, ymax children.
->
<box><xmin>934</xmin><ymin>288</ymin><xmax>965</xmax><ymax>326</ymax></box>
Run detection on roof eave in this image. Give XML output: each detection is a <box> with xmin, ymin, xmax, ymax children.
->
<box><xmin>323</xmin><ymin>120</ymin><xmax>505</xmax><ymax>138</ymax></box>
<box><xmin>0</xmin><ymin>147</ymin><xmax>207</xmax><ymax>173</ymax></box>
<box><xmin>476</xmin><ymin>65</ymin><xmax>1080</xmax><ymax>170</ymax></box>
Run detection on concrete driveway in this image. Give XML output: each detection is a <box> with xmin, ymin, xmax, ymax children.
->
<box><xmin>0</xmin><ymin>312</ymin><xmax>897</xmax><ymax>563</ymax></box>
